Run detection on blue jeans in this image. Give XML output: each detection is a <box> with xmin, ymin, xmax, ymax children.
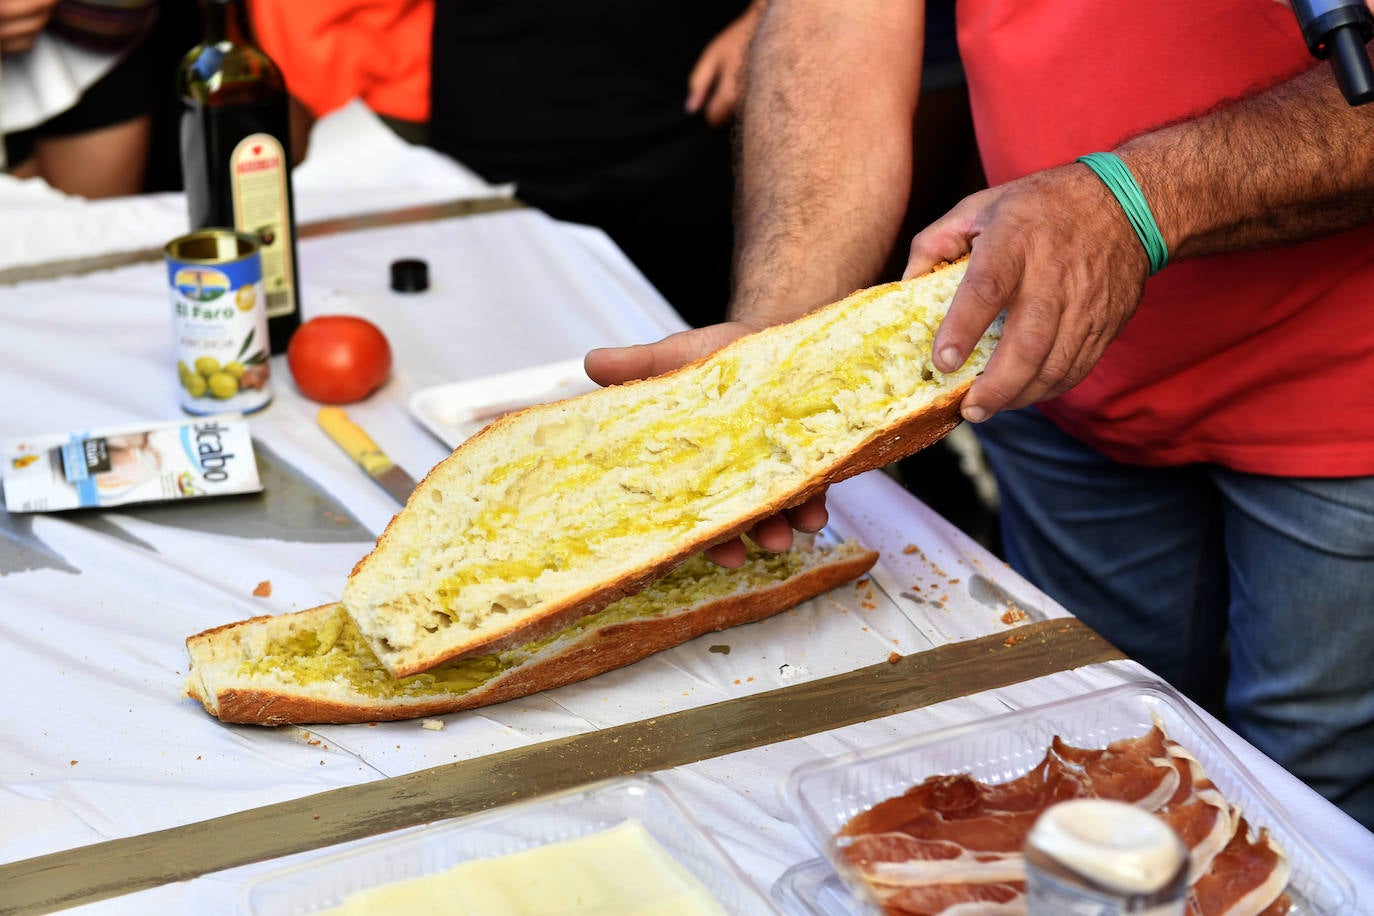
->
<box><xmin>975</xmin><ymin>407</ymin><xmax>1374</xmax><ymax>831</ymax></box>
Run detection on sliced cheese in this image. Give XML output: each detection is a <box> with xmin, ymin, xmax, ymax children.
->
<box><xmin>319</xmin><ymin>819</ymin><xmax>728</xmax><ymax>915</ymax></box>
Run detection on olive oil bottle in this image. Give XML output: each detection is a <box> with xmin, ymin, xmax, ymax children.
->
<box><xmin>177</xmin><ymin>0</ymin><xmax>301</xmax><ymax>354</ymax></box>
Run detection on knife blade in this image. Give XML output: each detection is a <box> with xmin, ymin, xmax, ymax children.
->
<box><xmin>317</xmin><ymin>407</ymin><xmax>418</xmax><ymax>505</ymax></box>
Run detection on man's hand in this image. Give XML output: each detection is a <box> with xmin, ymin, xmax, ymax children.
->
<box><xmin>0</xmin><ymin>0</ymin><xmax>56</xmax><ymax>54</ymax></box>
<box><xmin>584</xmin><ymin>318</ymin><xmax>828</xmax><ymax>567</ymax></box>
<box><xmin>904</xmin><ymin>163</ymin><xmax>1151</xmax><ymax>423</ymax></box>
<box><xmin>584</xmin><ymin>322</ymin><xmax>755</xmax><ymax>389</ymax></box>
<box><xmin>686</xmin><ymin>2</ymin><xmax>764</xmax><ymax>127</ymax></box>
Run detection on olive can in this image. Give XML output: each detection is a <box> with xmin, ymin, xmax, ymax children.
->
<box><xmin>166</xmin><ymin>229</ymin><xmax>272</xmax><ymax>415</ymax></box>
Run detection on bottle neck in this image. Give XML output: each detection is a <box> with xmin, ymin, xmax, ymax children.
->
<box><xmin>203</xmin><ymin>0</ymin><xmax>254</xmax><ymax>46</ymax></box>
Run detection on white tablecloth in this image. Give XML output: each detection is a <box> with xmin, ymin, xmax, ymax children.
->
<box><xmin>2</xmin><ymin>103</ymin><xmax>1370</xmax><ymax>916</ymax></box>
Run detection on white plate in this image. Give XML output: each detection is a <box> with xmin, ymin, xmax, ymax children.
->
<box><xmin>409</xmin><ymin>358</ymin><xmax>599</xmax><ymax>449</ymax></box>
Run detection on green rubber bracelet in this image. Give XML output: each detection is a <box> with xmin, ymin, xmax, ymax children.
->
<box><xmin>1076</xmin><ymin>152</ymin><xmax>1169</xmax><ymax>275</ymax></box>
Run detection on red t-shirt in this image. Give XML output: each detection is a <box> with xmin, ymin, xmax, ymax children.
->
<box><xmin>958</xmin><ymin>0</ymin><xmax>1374</xmax><ymax>476</ymax></box>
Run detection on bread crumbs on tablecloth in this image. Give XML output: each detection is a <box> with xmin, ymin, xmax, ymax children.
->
<box><xmin>253</xmin><ymin>580</ymin><xmax>271</xmax><ymax>597</ymax></box>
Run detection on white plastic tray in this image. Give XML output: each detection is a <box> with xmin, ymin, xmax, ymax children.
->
<box><xmin>409</xmin><ymin>357</ymin><xmax>598</xmax><ymax>449</ymax></box>
<box><xmin>772</xmin><ymin>857</ymin><xmax>866</xmax><ymax>915</ymax></box>
<box><xmin>239</xmin><ymin>774</ymin><xmax>776</xmax><ymax>915</ymax></box>
<box><xmin>777</xmin><ymin>679</ymin><xmax>1353</xmax><ymax>915</ymax></box>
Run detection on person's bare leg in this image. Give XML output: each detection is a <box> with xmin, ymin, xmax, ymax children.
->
<box><xmin>31</xmin><ymin>113</ymin><xmax>150</xmax><ymax>198</ymax></box>
<box><xmin>6</xmin><ymin>155</ymin><xmax>40</xmax><ymax>179</ymax></box>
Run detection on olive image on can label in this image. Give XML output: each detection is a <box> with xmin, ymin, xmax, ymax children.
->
<box><xmin>166</xmin><ymin>230</ymin><xmax>272</xmax><ymax>415</ymax></box>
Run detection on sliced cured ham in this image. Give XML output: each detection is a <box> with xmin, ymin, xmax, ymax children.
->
<box><xmin>845</xmin><ymin>834</ymin><xmax>1023</xmax><ymax>886</ymax></box>
<box><xmin>875</xmin><ymin>879</ymin><xmax>1026</xmax><ymax>916</ymax></box>
<box><xmin>841</xmin><ymin>759</ymin><xmax>1078</xmax><ymax>841</ymax></box>
<box><xmin>1155</xmin><ymin>744</ymin><xmax>1236</xmax><ymax>882</ymax></box>
<box><xmin>1048</xmin><ymin>726</ymin><xmax>1180</xmax><ymax>811</ymax></box>
<box><xmin>836</xmin><ymin>724</ymin><xmax>1293</xmax><ymax>916</ymax></box>
<box><xmin>1186</xmin><ymin>815</ymin><xmax>1291</xmax><ymax>916</ymax></box>
<box><xmin>842</xmin><ymin>728</ymin><xmax>1178</xmax><ymax>848</ymax></box>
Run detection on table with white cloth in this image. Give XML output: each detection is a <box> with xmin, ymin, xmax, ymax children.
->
<box><xmin>1</xmin><ymin>104</ymin><xmax>1371</xmax><ymax>915</ymax></box>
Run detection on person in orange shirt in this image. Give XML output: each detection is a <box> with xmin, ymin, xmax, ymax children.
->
<box><xmin>250</xmin><ymin>0</ymin><xmax>762</xmax><ymax>328</ymax></box>
<box><xmin>249</xmin><ymin>0</ymin><xmax>431</xmax><ymax>149</ymax></box>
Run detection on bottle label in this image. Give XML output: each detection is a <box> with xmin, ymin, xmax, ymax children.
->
<box><xmin>229</xmin><ymin>133</ymin><xmax>296</xmax><ymax>321</ymax></box>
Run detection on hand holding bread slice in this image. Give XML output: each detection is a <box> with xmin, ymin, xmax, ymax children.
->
<box><xmin>184</xmin><ymin>260</ymin><xmax>994</xmax><ymax>723</ymax></box>
<box><xmin>342</xmin><ymin>259</ymin><xmax>997</xmax><ymax>678</ymax></box>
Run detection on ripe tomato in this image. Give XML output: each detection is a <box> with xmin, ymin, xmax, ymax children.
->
<box><xmin>286</xmin><ymin>316</ymin><xmax>392</xmax><ymax>404</ymax></box>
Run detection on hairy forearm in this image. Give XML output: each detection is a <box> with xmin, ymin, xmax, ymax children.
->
<box><xmin>1121</xmin><ymin>62</ymin><xmax>1374</xmax><ymax>260</ymax></box>
<box><xmin>730</xmin><ymin>0</ymin><xmax>924</xmax><ymax>327</ymax></box>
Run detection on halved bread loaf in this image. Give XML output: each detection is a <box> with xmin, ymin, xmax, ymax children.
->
<box><xmin>345</xmin><ymin>260</ymin><xmax>995</xmax><ymax>677</ymax></box>
<box><xmin>184</xmin><ymin>537</ymin><xmax>878</xmax><ymax>725</ymax></box>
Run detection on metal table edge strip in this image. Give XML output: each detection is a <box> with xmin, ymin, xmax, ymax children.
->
<box><xmin>0</xmin><ymin>196</ymin><xmax>526</xmax><ymax>287</ymax></box>
<box><xmin>0</xmin><ymin>618</ymin><xmax>1124</xmax><ymax>916</ymax></box>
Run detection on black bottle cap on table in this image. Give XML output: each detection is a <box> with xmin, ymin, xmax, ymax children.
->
<box><xmin>390</xmin><ymin>258</ymin><xmax>429</xmax><ymax>292</ymax></box>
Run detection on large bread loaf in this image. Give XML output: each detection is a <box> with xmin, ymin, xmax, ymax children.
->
<box><xmin>185</xmin><ymin>537</ymin><xmax>877</xmax><ymax>725</ymax></box>
<box><xmin>345</xmin><ymin>260</ymin><xmax>995</xmax><ymax>676</ymax></box>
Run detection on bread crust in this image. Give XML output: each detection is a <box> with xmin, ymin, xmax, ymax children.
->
<box><xmin>189</xmin><ymin>546</ymin><xmax>878</xmax><ymax>726</ymax></box>
<box><xmin>346</xmin><ymin>263</ymin><xmax>987</xmax><ymax>676</ymax></box>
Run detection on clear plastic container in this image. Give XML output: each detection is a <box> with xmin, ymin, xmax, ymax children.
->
<box><xmin>776</xmin><ymin>679</ymin><xmax>1353</xmax><ymax>915</ymax></box>
<box><xmin>240</xmin><ymin>774</ymin><xmax>777</xmax><ymax>915</ymax></box>
<box><xmin>773</xmin><ymin>858</ymin><xmax>870</xmax><ymax>915</ymax></box>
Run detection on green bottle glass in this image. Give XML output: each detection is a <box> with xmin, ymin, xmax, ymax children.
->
<box><xmin>177</xmin><ymin>0</ymin><xmax>302</xmax><ymax>355</ymax></box>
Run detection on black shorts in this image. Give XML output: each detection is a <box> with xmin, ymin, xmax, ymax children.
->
<box><xmin>3</xmin><ymin>32</ymin><xmax>155</xmax><ymax>167</ymax></box>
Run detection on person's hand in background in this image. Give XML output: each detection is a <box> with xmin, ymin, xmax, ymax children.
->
<box><xmin>0</xmin><ymin>0</ymin><xmax>57</xmax><ymax>54</ymax></box>
<box><xmin>686</xmin><ymin>1</ymin><xmax>764</xmax><ymax>127</ymax></box>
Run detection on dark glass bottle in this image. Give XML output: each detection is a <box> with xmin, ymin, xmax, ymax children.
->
<box><xmin>177</xmin><ymin>0</ymin><xmax>301</xmax><ymax>354</ymax></box>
